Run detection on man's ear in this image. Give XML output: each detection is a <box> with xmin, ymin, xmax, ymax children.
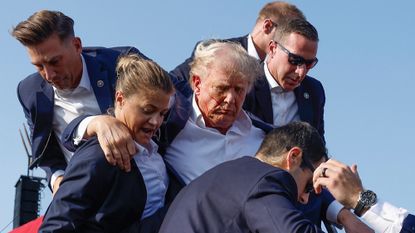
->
<box><xmin>263</xmin><ymin>19</ymin><xmax>275</xmax><ymax>34</ymax></box>
<box><xmin>268</xmin><ymin>40</ymin><xmax>277</xmax><ymax>58</ymax></box>
<box><xmin>115</xmin><ymin>91</ymin><xmax>125</xmax><ymax>108</ymax></box>
<box><xmin>286</xmin><ymin>147</ymin><xmax>303</xmax><ymax>170</ymax></box>
<box><xmin>72</xmin><ymin>37</ymin><xmax>82</xmax><ymax>54</ymax></box>
<box><xmin>192</xmin><ymin>75</ymin><xmax>201</xmax><ymax>95</ymax></box>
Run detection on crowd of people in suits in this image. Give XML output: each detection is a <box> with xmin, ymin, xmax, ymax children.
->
<box><xmin>10</xmin><ymin>1</ymin><xmax>415</xmax><ymax>233</ymax></box>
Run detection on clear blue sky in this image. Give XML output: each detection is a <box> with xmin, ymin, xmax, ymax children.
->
<box><xmin>1</xmin><ymin>1</ymin><xmax>414</xmax><ymax>232</ymax></box>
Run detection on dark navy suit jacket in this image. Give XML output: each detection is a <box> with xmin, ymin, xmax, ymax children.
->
<box><xmin>243</xmin><ymin>65</ymin><xmax>326</xmax><ymax>139</ymax></box>
<box><xmin>39</xmin><ymin>138</ymin><xmax>147</xmax><ymax>233</ymax></box>
<box><xmin>401</xmin><ymin>214</ymin><xmax>415</xmax><ymax>233</ymax></box>
<box><xmin>159</xmin><ymin>156</ymin><xmax>324</xmax><ymax>233</ymax></box>
<box><xmin>17</xmin><ymin>46</ymin><xmax>147</xmax><ymax>185</ymax></box>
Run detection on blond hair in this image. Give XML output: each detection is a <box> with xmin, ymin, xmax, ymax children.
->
<box><xmin>257</xmin><ymin>1</ymin><xmax>305</xmax><ymax>24</ymax></box>
<box><xmin>189</xmin><ymin>39</ymin><xmax>260</xmax><ymax>92</ymax></box>
<box><xmin>116</xmin><ymin>54</ymin><xmax>174</xmax><ymax>98</ymax></box>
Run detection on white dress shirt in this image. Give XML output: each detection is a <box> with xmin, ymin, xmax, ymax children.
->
<box><xmin>264</xmin><ymin>62</ymin><xmax>300</xmax><ymax>126</ymax></box>
<box><xmin>133</xmin><ymin>140</ymin><xmax>168</xmax><ymax>219</ymax></box>
<box><xmin>51</xmin><ymin>55</ymin><xmax>101</xmax><ymax>187</ymax></box>
<box><xmin>164</xmin><ymin>95</ymin><xmax>266</xmax><ymax>184</ymax></box>
<box><xmin>247</xmin><ymin>34</ymin><xmax>261</xmax><ymax>60</ymax></box>
<box><xmin>362</xmin><ymin>199</ymin><xmax>409</xmax><ymax>233</ymax></box>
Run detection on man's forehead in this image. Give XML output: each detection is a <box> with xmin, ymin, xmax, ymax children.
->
<box><xmin>283</xmin><ymin>33</ymin><xmax>318</xmax><ymax>48</ymax></box>
<box><xmin>208</xmin><ymin>73</ymin><xmax>248</xmax><ymax>87</ymax></box>
<box><xmin>28</xmin><ymin>49</ymin><xmax>61</xmax><ymax>65</ymax></box>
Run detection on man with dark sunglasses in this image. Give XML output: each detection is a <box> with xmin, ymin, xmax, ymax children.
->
<box><xmin>159</xmin><ymin>122</ymin><xmax>335</xmax><ymax>233</ymax></box>
<box><xmin>243</xmin><ymin>18</ymin><xmax>325</xmax><ymax>140</ymax></box>
<box><xmin>170</xmin><ymin>1</ymin><xmax>306</xmax><ymax>97</ymax></box>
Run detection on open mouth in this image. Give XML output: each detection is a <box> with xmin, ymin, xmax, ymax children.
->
<box><xmin>141</xmin><ymin>128</ymin><xmax>155</xmax><ymax>137</ymax></box>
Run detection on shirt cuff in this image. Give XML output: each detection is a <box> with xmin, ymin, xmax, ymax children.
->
<box><xmin>73</xmin><ymin>116</ymin><xmax>97</xmax><ymax>145</ymax></box>
<box><xmin>326</xmin><ymin>200</ymin><xmax>344</xmax><ymax>225</ymax></box>
<box><xmin>51</xmin><ymin>170</ymin><xmax>65</xmax><ymax>189</ymax></box>
<box><xmin>362</xmin><ymin>199</ymin><xmax>409</xmax><ymax>233</ymax></box>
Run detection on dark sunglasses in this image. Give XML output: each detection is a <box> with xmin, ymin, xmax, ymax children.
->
<box><xmin>304</xmin><ymin>181</ymin><xmax>314</xmax><ymax>194</ymax></box>
<box><xmin>274</xmin><ymin>41</ymin><xmax>318</xmax><ymax>69</ymax></box>
<box><xmin>301</xmin><ymin>155</ymin><xmax>316</xmax><ymax>194</ymax></box>
<box><xmin>301</xmin><ymin>155</ymin><xmax>315</xmax><ymax>173</ymax></box>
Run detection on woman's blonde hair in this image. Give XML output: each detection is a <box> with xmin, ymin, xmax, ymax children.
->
<box><xmin>116</xmin><ymin>54</ymin><xmax>174</xmax><ymax>98</ymax></box>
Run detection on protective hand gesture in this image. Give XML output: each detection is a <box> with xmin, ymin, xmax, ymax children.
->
<box><xmin>313</xmin><ymin>159</ymin><xmax>363</xmax><ymax>209</ymax></box>
<box><xmin>87</xmin><ymin>115</ymin><xmax>136</xmax><ymax>171</ymax></box>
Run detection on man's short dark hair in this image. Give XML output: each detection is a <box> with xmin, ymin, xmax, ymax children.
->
<box><xmin>274</xmin><ymin>18</ymin><xmax>319</xmax><ymax>43</ymax></box>
<box><xmin>257</xmin><ymin>121</ymin><xmax>327</xmax><ymax>164</ymax></box>
<box><xmin>12</xmin><ymin>10</ymin><xmax>74</xmax><ymax>46</ymax></box>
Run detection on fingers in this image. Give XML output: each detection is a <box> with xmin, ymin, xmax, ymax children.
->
<box><xmin>95</xmin><ymin>116</ymin><xmax>135</xmax><ymax>172</ymax></box>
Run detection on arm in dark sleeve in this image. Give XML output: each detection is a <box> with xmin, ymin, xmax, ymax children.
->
<box><xmin>17</xmin><ymin>81</ymin><xmax>67</xmax><ymax>186</ymax></box>
<box><xmin>39</xmin><ymin>142</ymin><xmax>110</xmax><ymax>232</ymax></box>
<box><xmin>169</xmin><ymin>56</ymin><xmax>193</xmax><ymax>82</ymax></box>
<box><xmin>38</xmin><ymin>135</ymin><xmax>68</xmax><ymax>188</ymax></box>
<box><xmin>169</xmin><ymin>40</ymin><xmax>201</xmax><ymax>82</ymax></box>
<box><xmin>244</xmin><ymin>175</ymin><xmax>324</xmax><ymax>233</ymax></box>
<box><xmin>61</xmin><ymin>115</ymin><xmax>91</xmax><ymax>152</ymax></box>
<box><xmin>400</xmin><ymin>214</ymin><xmax>415</xmax><ymax>233</ymax></box>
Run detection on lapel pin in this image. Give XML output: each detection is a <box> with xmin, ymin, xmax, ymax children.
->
<box><xmin>97</xmin><ymin>80</ymin><xmax>104</xmax><ymax>88</ymax></box>
<box><xmin>304</xmin><ymin>92</ymin><xmax>310</xmax><ymax>99</ymax></box>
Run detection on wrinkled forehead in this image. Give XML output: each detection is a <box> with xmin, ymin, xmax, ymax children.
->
<box><xmin>207</xmin><ymin>57</ymin><xmax>249</xmax><ymax>82</ymax></box>
<box><xmin>206</xmin><ymin>65</ymin><xmax>249</xmax><ymax>88</ymax></box>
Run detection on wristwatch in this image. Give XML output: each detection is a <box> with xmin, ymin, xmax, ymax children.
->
<box><xmin>354</xmin><ymin>189</ymin><xmax>377</xmax><ymax>217</ymax></box>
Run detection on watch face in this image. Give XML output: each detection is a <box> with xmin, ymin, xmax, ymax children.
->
<box><xmin>361</xmin><ymin>190</ymin><xmax>377</xmax><ymax>206</ymax></box>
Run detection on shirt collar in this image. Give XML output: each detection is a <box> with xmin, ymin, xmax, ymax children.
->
<box><xmin>247</xmin><ymin>34</ymin><xmax>260</xmax><ymax>60</ymax></box>
<box><xmin>191</xmin><ymin>94</ymin><xmax>253</xmax><ymax>134</ymax></box>
<box><xmin>191</xmin><ymin>94</ymin><xmax>206</xmax><ymax>127</ymax></box>
<box><xmin>78</xmin><ymin>54</ymin><xmax>91</xmax><ymax>91</ymax></box>
<box><xmin>134</xmin><ymin>139</ymin><xmax>158</xmax><ymax>157</ymax></box>
<box><xmin>264</xmin><ymin>62</ymin><xmax>284</xmax><ymax>93</ymax></box>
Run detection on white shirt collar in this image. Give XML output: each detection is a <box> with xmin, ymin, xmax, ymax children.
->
<box><xmin>247</xmin><ymin>34</ymin><xmax>260</xmax><ymax>60</ymax></box>
<box><xmin>191</xmin><ymin>94</ymin><xmax>252</xmax><ymax>134</ymax></box>
<box><xmin>191</xmin><ymin>94</ymin><xmax>206</xmax><ymax>127</ymax></box>
<box><xmin>264</xmin><ymin>62</ymin><xmax>283</xmax><ymax>93</ymax></box>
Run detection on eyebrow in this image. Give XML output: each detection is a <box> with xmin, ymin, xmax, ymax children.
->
<box><xmin>31</xmin><ymin>55</ymin><xmax>61</xmax><ymax>66</ymax></box>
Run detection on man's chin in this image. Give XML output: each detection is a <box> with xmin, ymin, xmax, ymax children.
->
<box><xmin>211</xmin><ymin>117</ymin><xmax>235</xmax><ymax>130</ymax></box>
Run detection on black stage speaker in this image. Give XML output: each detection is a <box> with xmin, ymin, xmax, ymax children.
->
<box><xmin>13</xmin><ymin>175</ymin><xmax>44</xmax><ymax>228</ymax></box>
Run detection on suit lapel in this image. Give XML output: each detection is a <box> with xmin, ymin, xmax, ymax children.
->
<box><xmin>254</xmin><ymin>76</ymin><xmax>274</xmax><ymax>124</ymax></box>
<box><xmin>294</xmin><ymin>83</ymin><xmax>313</xmax><ymax>124</ymax></box>
<box><xmin>240</xmin><ymin>35</ymin><xmax>248</xmax><ymax>50</ymax></box>
<box><xmin>84</xmin><ymin>53</ymin><xmax>114</xmax><ymax>113</ymax></box>
<box><xmin>32</xmin><ymin>82</ymin><xmax>54</xmax><ymax>156</ymax></box>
